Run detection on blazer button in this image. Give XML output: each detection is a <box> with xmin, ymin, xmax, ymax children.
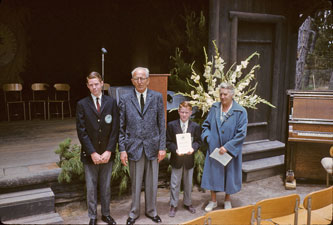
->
<box><xmin>99</xmin><ymin>129</ymin><xmax>102</xmax><ymax>132</ymax></box>
<box><xmin>98</xmin><ymin>119</ymin><xmax>100</xmax><ymax>122</ymax></box>
<box><xmin>222</xmin><ymin>130</ymin><xmax>224</xmax><ymax>134</ymax></box>
<box><xmin>99</xmin><ymin>141</ymin><xmax>101</xmax><ymax>144</ymax></box>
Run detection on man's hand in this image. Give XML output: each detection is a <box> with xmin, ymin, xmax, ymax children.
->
<box><xmin>101</xmin><ymin>151</ymin><xmax>112</xmax><ymax>164</ymax></box>
<box><xmin>158</xmin><ymin>150</ymin><xmax>166</xmax><ymax>163</ymax></box>
<box><xmin>91</xmin><ymin>152</ymin><xmax>102</xmax><ymax>164</ymax></box>
<box><xmin>120</xmin><ymin>151</ymin><xmax>128</xmax><ymax>166</ymax></box>
<box><xmin>219</xmin><ymin>146</ymin><xmax>227</xmax><ymax>155</ymax></box>
<box><xmin>186</xmin><ymin>148</ymin><xmax>194</xmax><ymax>155</ymax></box>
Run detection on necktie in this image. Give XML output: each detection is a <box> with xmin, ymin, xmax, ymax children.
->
<box><xmin>96</xmin><ymin>97</ymin><xmax>100</xmax><ymax>113</ymax></box>
<box><xmin>140</xmin><ymin>94</ymin><xmax>144</xmax><ymax>113</ymax></box>
<box><xmin>182</xmin><ymin>123</ymin><xmax>186</xmax><ymax>133</ymax></box>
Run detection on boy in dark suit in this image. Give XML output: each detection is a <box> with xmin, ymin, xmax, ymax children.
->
<box><xmin>166</xmin><ymin>101</ymin><xmax>202</xmax><ymax>217</ymax></box>
<box><xmin>76</xmin><ymin>71</ymin><xmax>119</xmax><ymax>225</ymax></box>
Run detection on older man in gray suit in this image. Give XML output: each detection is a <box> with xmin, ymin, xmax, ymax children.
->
<box><xmin>118</xmin><ymin>67</ymin><xmax>166</xmax><ymax>225</ymax></box>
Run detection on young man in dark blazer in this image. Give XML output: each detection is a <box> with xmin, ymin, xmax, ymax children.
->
<box><xmin>166</xmin><ymin>101</ymin><xmax>202</xmax><ymax>217</ymax></box>
<box><xmin>76</xmin><ymin>71</ymin><xmax>119</xmax><ymax>225</ymax></box>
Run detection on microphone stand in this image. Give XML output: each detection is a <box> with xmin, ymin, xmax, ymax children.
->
<box><xmin>102</xmin><ymin>51</ymin><xmax>105</xmax><ymax>95</ymax></box>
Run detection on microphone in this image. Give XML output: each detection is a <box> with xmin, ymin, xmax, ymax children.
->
<box><xmin>101</xmin><ymin>48</ymin><xmax>108</xmax><ymax>54</ymax></box>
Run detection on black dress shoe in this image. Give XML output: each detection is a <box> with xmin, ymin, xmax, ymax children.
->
<box><xmin>126</xmin><ymin>217</ymin><xmax>136</xmax><ymax>225</ymax></box>
<box><xmin>184</xmin><ymin>205</ymin><xmax>196</xmax><ymax>214</ymax></box>
<box><xmin>89</xmin><ymin>218</ymin><xmax>97</xmax><ymax>225</ymax></box>
<box><xmin>145</xmin><ymin>214</ymin><xmax>162</xmax><ymax>223</ymax></box>
<box><xmin>102</xmin><ymin>215</ymin><xmax>116</xmax><ymax>225</ymax></box>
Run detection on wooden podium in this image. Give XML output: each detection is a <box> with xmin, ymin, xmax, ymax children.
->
<box><xmin>148</xmin><ymin>74</ymin><xmax>170</xmax><ymax>121</ymax></box>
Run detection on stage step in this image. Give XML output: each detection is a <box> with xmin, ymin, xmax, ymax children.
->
<box><xmin>0</xmin><ymin>187</ymin><xmax>56</xmax><ymax>221</ymax></box>
<box><xmin>3</xmin><ymin>212</ymin><xmax>63</xmax><ymax>224</ymax></box>
<box><xmin>242</xmin><ymin>140</ymin><xmax>285</xmax><ymax>162</ymax></box>
<box><xmin>242</xmin><ymin>155</ymin><xmax>285</xmax><ymax>182</ymax></box>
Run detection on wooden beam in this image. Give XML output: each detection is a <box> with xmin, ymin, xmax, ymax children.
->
<box><xmin>230</xmin><ymin>16</ymin><xmax>238</xmax><ymax>64</ymax></box>
<box><xmin>229</xmin><ymin>11</ymin><xmax>285</xmax><ymax>23</ymax></box>
<box><xmin>269</xmin><ymin>21</ymin><xmax>283</xmax><ymax>140</ymax></box>
<box><xmin>238</xmin><ymin>39</ymin><xmax>273</xmax><ymax>44</ymax></box>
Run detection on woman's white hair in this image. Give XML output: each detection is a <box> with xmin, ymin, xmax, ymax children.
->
<box><xmin>218</xmin><ymin>82</ymin><xmax>235</xmax><ymax>96</ymax></box>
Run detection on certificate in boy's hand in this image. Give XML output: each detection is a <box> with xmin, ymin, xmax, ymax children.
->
<box><xmin>176</xmin><ymin>133</ymin><xmax>192</xmax><ymax>154</ymax></box>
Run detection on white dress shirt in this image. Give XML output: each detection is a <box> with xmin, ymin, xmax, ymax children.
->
<box><xmin>180</xmin><ymin>119</ymin><xmax>189</xmax><ymax>133</ymax></box>
<box><xmin>135</xmin><ymin>88</ymin><xmax>147</xmax><ymax>105</ymax></box>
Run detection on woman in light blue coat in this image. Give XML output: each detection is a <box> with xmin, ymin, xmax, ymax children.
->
<box><xmin>201</xmin><ymin>83</ymin><xmax>248</xmax><ymax>211</ymax></box>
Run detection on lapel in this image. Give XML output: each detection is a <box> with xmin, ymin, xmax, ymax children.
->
<box><xmin>100</xmin><ymin>95</ymin><xmax>107</xmax><ymax>114</ymax></box>
<box><xmin>215</xmin><ymin>102</ymin><xmax>222</xmax><ymax>130</ymax></box>
<box><xmin>176</xmin><ymin>119</ymin><xmax>183</xmax><ymax>134</ymax></box>
<box><xmin>88</xmin><ymin>96</ymin><xmax>99</xmax><ymax>115</ymax></box>
<box><xmin>187</xmin><ymin>120</ymin><xmax>193</xmax><ymax>134</ymax></box>
<box><xmin>130</xmin><ymin>89</ymin><xmax>142</xmax><ymax>115</ymax></box>
<box><xmin>214</xmin><ymin>102</ymin><xmax>223</xmax><ymax>144</ymax></box>
<box><xmin>142</xmin><ymin>89</ymin><xmax>152</xmax><ymax>115</ymax></box>
<box><xmin>215</xmin><ymin>101</ymin><xmax>235</xmax><ymax>143</ymax></box>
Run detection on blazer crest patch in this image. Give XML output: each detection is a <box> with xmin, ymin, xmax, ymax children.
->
<box><xmin>105</xmin><ymin>114</ymin><xmax>112</xmax><ymax>124</ymax></box>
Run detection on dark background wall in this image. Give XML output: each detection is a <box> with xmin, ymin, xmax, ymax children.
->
<box><xmin>0</xmin><ymin>0</ymin><xmax>208</xmax><ymax>120</ymax></box>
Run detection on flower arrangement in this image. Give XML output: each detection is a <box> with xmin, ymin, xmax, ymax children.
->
<box><xmin>177</xmin><ymin>41</ymin><xmax>275</xmax><ymax>116</ymax></box>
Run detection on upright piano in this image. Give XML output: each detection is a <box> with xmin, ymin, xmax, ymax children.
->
<box><xmin>286</xmin><ymin>90</ymin><xmax>333</xmax><ymax>181</ymax></box>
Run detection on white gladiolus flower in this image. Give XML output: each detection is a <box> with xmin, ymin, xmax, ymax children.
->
<box><xmin>241</xmin><ymin>60</ymin><xmax>248</xmax><ymax>68</ymax></box>
<box><xmin>176</xmin><ymin>46</ymin><xmax>274</xmax><ymax>116</ymax></box>
<box><xmin>192</xmin><ymin>94</ymin><xmax>199</xmax><ymax>99</ymax></box>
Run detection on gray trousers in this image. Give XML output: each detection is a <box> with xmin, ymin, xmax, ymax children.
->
<box><xmin>84</xmin><ymin>161</ymin><xmax>113</xmax><ymax>219</ymax></box>
<box><xmin>170</xmin><ymin>166</ymin><xmax>194</xmax><ymax>207</ymax></box>
<box><xmin>129</xmin><ymin>153</ymin><xmax>159</xmax><ymax>219</ymax></box>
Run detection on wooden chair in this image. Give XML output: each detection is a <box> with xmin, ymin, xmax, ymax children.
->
<box><xmin>103</xmin><ymin>82</ymin><xmax>110</xmax><ymax>95</ymax></box>
<box><xmin>321</xmin><ymin>146</ymin><xmax>333</xmax><ymax>187</ymax></box>
<box><xmin>255</xmin><ymin>194</ymin><xmax>300</xmax><ymax>225</ymax></box>
<box><xmin>48</xmin><ymin>83</ymin><xmax>72</xmax><ymax>120</ymax></box>
<box><xmin>28</xmin><ymin>83</ymin><xmax>49</xmax><ymax>120</ymax></box>
<box><xmin>205</xmin><ymin>205</ymin><xmax>255</xmax><ymax>225</ymax></box>
<box><xmin>181</xmin><ymin>215</ymin><xmax>207</xmax><ymax>225</ymax></box>
<box><xmin>302</xmin><ymin>186</ymin><xmax>333</xmax><ymax>225</ymax></box>
<box><xmin>2</xmin><ymin>83</ymin><xmax>26</xmax><ymax>121</ymax></box>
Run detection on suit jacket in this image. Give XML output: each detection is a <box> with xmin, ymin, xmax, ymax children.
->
<box><xmin>76</xmin><ymin>94</ymin><xmax>119</xmax><ymax>164</ymax></box>
<box><xmin>166</xmin><ymin>119</ymin><xmax>202</xmax><ymax>169</ymax></box>
<box><xmin>118</xmin><ymin>88</ymin><xmax>166</xmax><ymax>161</ymax></box>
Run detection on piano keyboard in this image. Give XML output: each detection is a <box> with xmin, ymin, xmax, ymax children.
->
<box><xmin>296</xmin><ymin>131</ymin><xmax>333</xmax><ymax>138</ymax></box>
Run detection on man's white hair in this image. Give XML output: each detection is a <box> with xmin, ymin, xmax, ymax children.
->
<box><xmin>131</xmin><ymin>67</ymin><xmax>149</xmax><ymax>78</ymax></box>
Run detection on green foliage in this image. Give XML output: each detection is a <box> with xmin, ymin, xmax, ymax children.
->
<box><xmin>305</xmin><ymin>10</ymin><xmax>333</xmax><ymax>89</ymax></box>
<box><xmin>169</xmin><ymin>48</ymin><xmax>193</xmax><ymax>93</ymax></box>
<box><xmin>55</xmin><ymin>138</ymin><xmax>84</xmax><ymax>183</ymax></box>
<box><xmin>162</xmin><ymin>9</ymin><xmax>208</xmax><ymax>92</ymax></box>
<box><xmin>111</xmin><ymin>149</ymin><xmax>130</xmax><ymax>196</ymax></box>
<box><xmin>193</xmin><ymin>150</ymin><xmax>205</xmax><ymax>185</ymax></box>
<box><xmin>55</xmin><ymin>139</ymin><xmax>131</xmax><ymax>196</ymax></box>
<box><xmin>307</xmin><ymin>10</ymin><xmax>332</xmax><ymax>70</ymax></box>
